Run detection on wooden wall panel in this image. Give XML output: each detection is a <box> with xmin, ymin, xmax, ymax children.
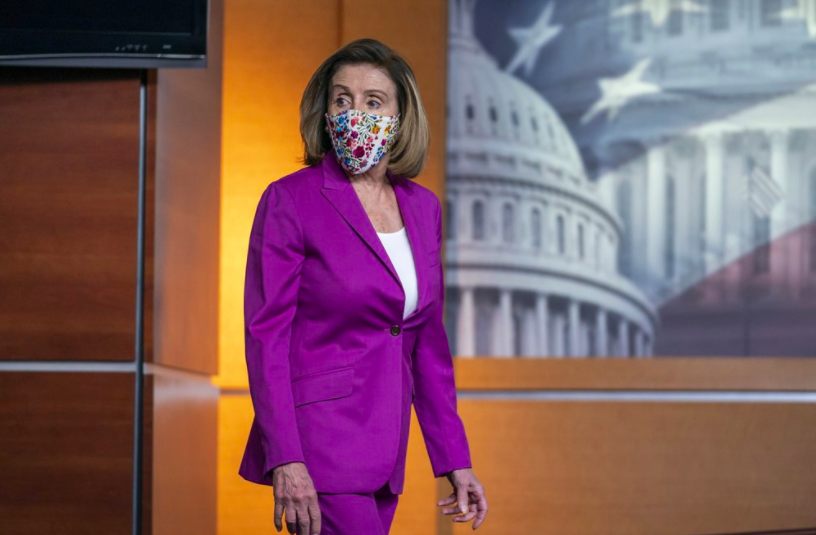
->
<box><xmin>455</xmin><ymin>357</ymin><xmax>816</xmax><ymax>391</ymax></box>
<box><xmin>455</xmin><ymin>399</ymin><xmax>816</xmax><ymax>535</ymax></box>
<box><xmin>0</xmin><ymin>4</ymin><xmax>222</xmax><ymax>535</ymax></box>
<box><xmin>0</xmin><ymin>372</ymin><xmax>137</xmax><ymax>535</ymax></box>
<box><xmin>0</xmin><ymin>369</ymin><xmax>218</xmax><ymax>535</ymax></box>
<box><xmin>217</xmin><ymin>0</ymin><xmax>341</xmax><ymax>389</ymax></box>
<box><xmin>221</xmin><ymin>392</ymin><xmax>816</xmax><ymax>535</ymax></box>
<box><xmin>153</xmin><ymin>0</ymin><xmax>223</xmax><ymax>375</ymax></box>
<box><xmin>218</xmin><ymin>395</ymin><xmax>271</xmax><ymax>535</ymax></box>
<box><xmin>0</xmin><ymin>68</ymin><xmax>155</xmax><ymax>363</ymax></box>
<box><xmin>152</xmin><ymin>371</ymin><xmax>218</xmax><ymax>535</ymax></box>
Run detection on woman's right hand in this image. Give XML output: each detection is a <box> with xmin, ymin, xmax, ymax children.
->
<box><xmin>271</xmin><ymin>461</ymin><xmax>322</xmax><ymax>535</ymax></box>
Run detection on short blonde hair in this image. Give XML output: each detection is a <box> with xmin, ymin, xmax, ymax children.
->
<box><xmin>299</xmin><ymin>38</ymin><xmax>430</xmax><ymax>179</ymax></box>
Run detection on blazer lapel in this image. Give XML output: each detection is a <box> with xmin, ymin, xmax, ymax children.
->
<box><xmin>319</xmin><ymin>152</ymin><xmax>428</xmax><ymax>321</ymax></box>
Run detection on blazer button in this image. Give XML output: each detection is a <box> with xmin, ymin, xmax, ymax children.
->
<box><xmin>390</xmin><ymin>325</ymin><xmax>401</xmax><ymax>336</ymax></box>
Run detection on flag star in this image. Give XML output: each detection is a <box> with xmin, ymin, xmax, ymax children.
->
<box><xmin>581</xmin><ymin>58</ymin><xmax>662</xmax><ymax>124</ymax></box>
<box><xmin>504</xmin><ymin>1</ymin><xmax>562</xmax><ymax>77</ymax></box>
<box><xmin>779</xmin><ymin>0</ymin><xmax>816</xmax><ymax>38</ymax></box>
<box><xmin>611</xmin><ymin>0</ymin><xmax>706</xmax><ymax>28</ymax></box>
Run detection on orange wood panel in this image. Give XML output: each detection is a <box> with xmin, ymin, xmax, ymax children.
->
<box><xmin>220</xmin><ymin>390</ymin><xmax>816</xmax><ymax>535</ymax></box>
<box><xmin>0</xmin><ymin>372</ymin><xmax>138</xmax><ymax>535</ymax></box>
<box><xmin>218</xmin><ymin>3</ymin><xmax>342</xmax><ymax>532</ymax></box>
<box><xmin>0</xmin><ymin>67</ymin><xmax>155</xmax><ymax>363</ymax></box>
<box><xmin>151</xmin><ymin>369</ymin><xmax>219</xmax><ymax>535</ymax></box>
<box><xmin>696</xmin><ymin>529</ymin><xmax>816</xmax><ymax>535</ymax></box>
<box><xmin>219</xmin><ymin>394</ymin><xmax>273</xmax><ymax>535</ymax></box>
<box><xmin>454</xmin><ymin>357</ymin><xmax>816</xmax><ymax>391</ymax></box>
<box><xmin>217</xmin><ymin>0</ymin><xmax>341</xmax><ymax>389</ymax></box>
<box><xmin>153</xmin><ymin>0</ymin><xmax>223</xmax><ymax>375</ymax></box>
<box><xmin>456</xmin><ymin>399</ymin><xmax>816</xmax><ymax>535</ymax></box>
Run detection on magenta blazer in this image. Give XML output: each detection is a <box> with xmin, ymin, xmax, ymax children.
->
<box><xmin>237</xmin><ymin>152</ymin><xmax>472</xmax><ymax>494</ymax></box>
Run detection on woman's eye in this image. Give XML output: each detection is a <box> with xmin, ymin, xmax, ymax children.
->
<box><xmin>368</xmin><ymin>100</ymin><xmax>381</xmax><ymax>108</ymax></box>
<box><xmin>335</xmin><ymin>98</ymin><xmax>348</xmax><ymax>106</ymax></box>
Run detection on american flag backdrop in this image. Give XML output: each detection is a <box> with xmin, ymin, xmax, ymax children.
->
<box><xmin>444</xmin><ymin>0</ymin><xmax>816</xmax><ymax>358</ymax></box>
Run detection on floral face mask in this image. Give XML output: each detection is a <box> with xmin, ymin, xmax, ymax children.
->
<box><xmin>324</xmin><ymin>109</ymin><xmax>401</xmax><ymax>175</ymax></box>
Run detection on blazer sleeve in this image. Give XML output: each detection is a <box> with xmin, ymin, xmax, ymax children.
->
<box><xmin>244</xmin><ymin>180</ymin><xmax>306</xmax><ymax>478</ymax></box>
<box><xmin>411</xmin><ymin>194</ymin><xmax>473</xmax><ymax>478</ymax></box>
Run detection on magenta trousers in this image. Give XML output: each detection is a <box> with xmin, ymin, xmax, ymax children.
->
<box><xmin>316</xmin><ymin>481</ymin><xmax>400</xmax><ymax>535</ymax></box>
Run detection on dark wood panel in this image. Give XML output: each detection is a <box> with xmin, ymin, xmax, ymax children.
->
<box><xmin>0</xmin><ymin>372</ymin><xmax>143</xmax><ymax>535</ymax></box>
<box><xmin>0</xmin><ymin>67</ymin><xmax>155</xmax><ymax>362</ymax></box>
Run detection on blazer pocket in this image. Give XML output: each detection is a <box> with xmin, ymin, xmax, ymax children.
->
<box><xmin>291</xmin><ymin>365</ymin><xmax>354</xmax><ymax>408</ymax></box>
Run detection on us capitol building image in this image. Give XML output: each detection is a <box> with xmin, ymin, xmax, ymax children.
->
<box><xmin>442</xmin><ymin>0</ymin><xmax>657</xmax><ymax>359</ymax></box>
<box><xmin>444</xmin><ymin>0</ymin><xmax>816</xmax><ymax>358</ymax></box>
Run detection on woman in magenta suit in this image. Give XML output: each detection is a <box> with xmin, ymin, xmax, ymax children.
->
<box><xmin>238</xmin><ymin>38</ymin><xmax>488</xmax><ymax>534</ymax></box>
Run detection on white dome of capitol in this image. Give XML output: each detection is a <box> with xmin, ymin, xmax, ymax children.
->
<box><xmin>446</xmin><ymin>0</ymin><xmax>591</xmax><ymax>194</ymax></box>
<box><xmin>443</xmin><ymin>0</ymin><xmax>656</xmax><ymax>359</ymax></box>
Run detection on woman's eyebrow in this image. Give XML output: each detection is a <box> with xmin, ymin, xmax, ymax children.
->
<box><xmin>365</xmin><ymin>89</ymin><xmax>387</xmax><ymax>99</ymax></box>
<box><xmin>331</xmin><ymin>84</ymin><xmax>388</xmax><ymax>99</ymax></box>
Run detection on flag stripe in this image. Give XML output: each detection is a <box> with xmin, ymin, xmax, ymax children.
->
<box><xmin>744</xmin><ymin>165</ymin><xmax>783</xmax><ymax>219</ymax></box>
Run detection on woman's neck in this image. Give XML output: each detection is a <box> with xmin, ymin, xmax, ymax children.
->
<box><xmin>345</xmin><ymin>156</ymin><xmax>392</xmax><ymax>191</ymax></box>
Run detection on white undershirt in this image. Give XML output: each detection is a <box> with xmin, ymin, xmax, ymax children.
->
<box><xmin>375</xmin><ymin>226</ymin><xmax>418</xmax><ymax>319</ymax></box>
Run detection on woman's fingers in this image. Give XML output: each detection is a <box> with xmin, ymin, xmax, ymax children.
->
<box><xmin>275</xmin><ymin>496</ymin><xmax>320</xmax><ymax>535</ymax></box>
<box><xmin>456</xmin><ymin>484</ymin><xmax>469</xmax><ymax>516</ymax></box>
<box><xmin>285</xmin><ymin>503</ymin><xmax>298</xmax><ymax>534</ymax></box>
<box><xmin>436</xmin><ymin>492</ymin><xmax>456</xmax><ymax>507</ymax></box>
<box><xmin>438</xmin><ymin>491</ymin><xmax>460</xmax><ymax>514</ymax></box>
<box><xmin>271</xmin><ymin>463</ymin><xmax>321</xmax><ymax>534</ymax></box>
<box><xmin>291</xmin><ymin>489</ymin><xmax>319</xmax><ymax>535</ymax></box>
<box><xmin>296</xmin><ymin>505</ymin><xmax>312</xmax><ymax>535</ymax></box>
<box><xmin>307</xmin><ymin>501</ymin><xmax>322</xmax><ymax>535</ymax></box>
<box><xmin>438</xmin><ymin>470</ymin><xmax>490</xmax><ymax>529</ymax></box>
<box><xmin>473</xmin><ymin>507</ymin><xmax>488</xmax><ymax>529</ymax></box>
<box><xmin>453</xmin><ymin>503</ymin><xmax>478</xmax><ymax>523</ymax></box>
<box><xmin>440</xmin><ymin>470</ymin><xmax>490</xmax><ymax>529</ymax></box>
<box><xmin>471</xmin><ymin>487</ymin><xmax>489</xmax><ymax>529</ymax></box>
<box><xmin>274</xmin><ymin>499</ymin><xmax>284</xmax><ymax>532</ymax></box>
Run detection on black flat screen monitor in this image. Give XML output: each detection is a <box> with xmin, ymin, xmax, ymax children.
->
<box><xmin>0</xmin><ymin>0</ymin><xmax>209</xmax><ymax>68</ymax></box>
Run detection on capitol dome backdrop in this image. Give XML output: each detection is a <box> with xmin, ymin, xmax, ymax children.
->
<box><xmin>446</xmin><ymin>0</ymin><xmax>816</xmax><ymax>358</ymax></box>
